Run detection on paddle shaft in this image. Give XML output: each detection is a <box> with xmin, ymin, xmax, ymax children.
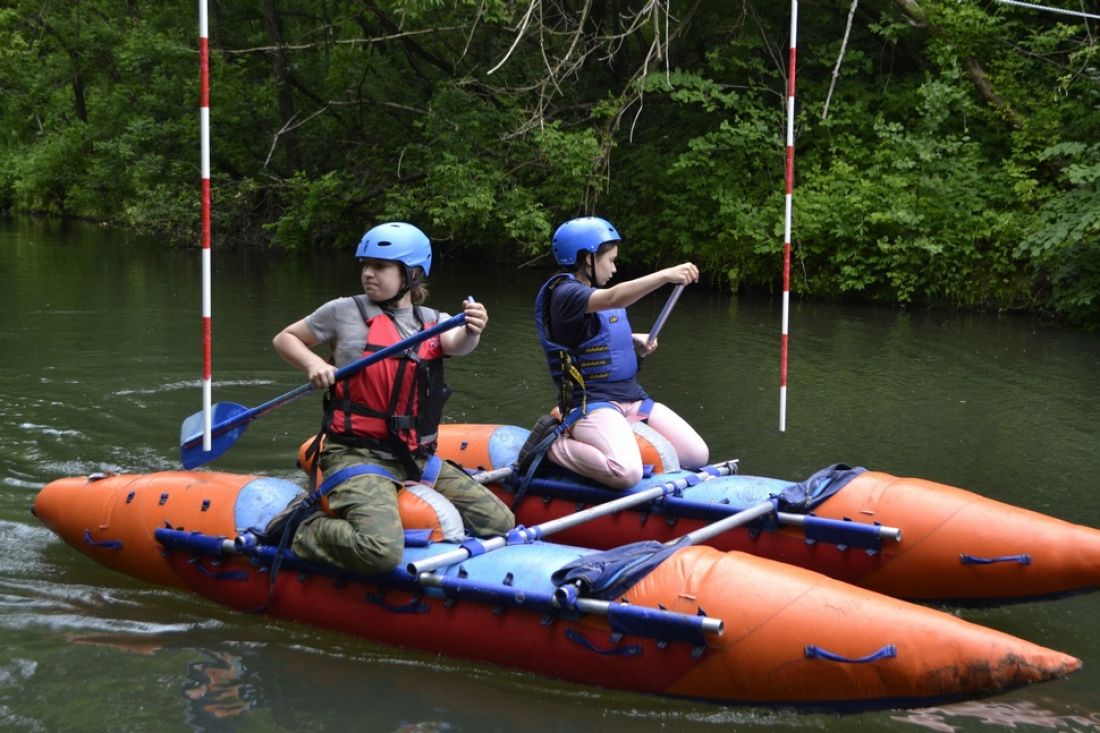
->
<box><xmin>181</xmin><ymin>311</ymin><xmax>467</xmax><ymax>450</ymax></box>
<box><xmin>407</xmin><ymin>461</ymin><xmax>739</xmax><ymax>575</ymax></box>
<box><xmin>646</xmin><ymin>283</ymin><xmax>684</xmax><ymax>348</ymax></box>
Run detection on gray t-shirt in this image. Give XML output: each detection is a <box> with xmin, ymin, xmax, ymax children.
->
<box><xmin>305</xmin><ymin>296</ymin><xmax>445</xmax><ymax>367</ymax></box>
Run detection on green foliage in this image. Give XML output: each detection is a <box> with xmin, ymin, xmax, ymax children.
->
<box><xmin>795</xmin><ymin>78</ymin><xmax>1031</xmax><ymax>309</ymax></box>
<box><xmin>1017</xmin><ymin>143</ymin><xmax>1100</xmax><ymax>326</ymax></box>
<box><xmin>1</xmin><ymin>0</ymin><xmax>1098</xmax><ymax>323</ymax></box>
<box><xmin>265</xmin><ymin>170</ymin><xmax>362</xmax><ymax>251</ymax></box>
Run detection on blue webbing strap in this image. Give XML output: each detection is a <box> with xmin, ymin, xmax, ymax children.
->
<box><xmin>804</xmin><ymin>644</ymin><xmax>897</xmax><ymax>664</ymax></box>
<box><xmin>418</xmin><ymin>454</ymin><xmax>443</xmax><ymax>489</ymax></box>
<box><xmin>191</xmin><ymin>560</ymin><xmax>250</xmax><ymax>582</ymax></box>
<box><xmin>959</xmin><ymin>553</ymin><xmax>1031</xmax><ymax>566</ymax></box>
<box><xmin>564</xmin><ymin>628</ymin><xmax>643</xmax><ymax>657</ymax></box>
<box><xmin>317</xmin><ymin>463</ymin><xmax>400</xmax><ymax>496</ymax></box>
<box><xmin>366</xmin><ymin>591</ymin><xmax>431</xmax><ymax>615</ymax></box>
<box><xmin>460</xmin><ymin>538</ymin><xmax>487</xmax><ymax>558</ymax></box>
<box><xmin>83</xmin><ymin>529</ymin><xmax>123</xmax><ymax>551</ymax></box>
<box><xmin>558</xmin><ymin>401</ymin><xmax>617</xmax><ymax>433</ymax></box>
<box><xmin>403</xmin><ymin>529</ymin><xmax>433</xmax><ymax>547</ymax></box>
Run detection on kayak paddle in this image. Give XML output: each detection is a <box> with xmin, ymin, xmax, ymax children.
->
<box><xmin>180</xmin><ymin>310</ymin><xmax>468</xmax><ymax>469</ymax></box>
<box><xmin>645</xmin><ymin>283</ymin><xmax>684</xmax><ymax>349</ymax></box>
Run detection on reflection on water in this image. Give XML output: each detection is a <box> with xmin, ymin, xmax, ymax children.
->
<box><xmin>183</xmin><ymin>650</ymin><xmax>255</xmax><ymax>725</ymax></box>
<box><xmin>895</xmin><ymin>701</ymin><xmax>1100</xmax><ymax>732</ymax></box>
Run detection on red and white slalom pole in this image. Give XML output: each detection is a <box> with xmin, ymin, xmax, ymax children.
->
<box><xmin>199</xmin><ymin>0</ymin><xmax>213</xmax><ymax>450</ymax></box>
<box><xmin>779</xmin><ymin>1</ymin><xmax>798</xmax><ymax>433</ymax></box>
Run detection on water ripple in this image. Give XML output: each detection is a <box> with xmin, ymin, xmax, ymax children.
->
<box><xmin>894</xmin><ymin>700</ymin><xmax>1100</xmax><ymax>732</ymax></box>
<box><xmin>4</xmin><ymin>611</ymin><xmax>221</xmax><ymax>637</ymax></box>
<box><xmin>0</xmin><ymin>707</ymin><xmax>43</xmax><ymax>733</ymax></box>
<box><xmin>123</xmin><ymin>378</ymin><xmax>276</xmax><ymax>395</ymax></box>
<box><xmin>0</xmin><ymin>658</ymin><xmax>37</xmax><ymax>688</ymax></box>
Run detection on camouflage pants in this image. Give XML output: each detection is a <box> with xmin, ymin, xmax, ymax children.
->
<box><xmin>291</xmin><ymin>443</ymin><xmax>514</xmax><ymax>575</ymax></box>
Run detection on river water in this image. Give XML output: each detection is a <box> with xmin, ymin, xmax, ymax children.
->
<box><xmin>1</xmin><ymin>216</ymin><xmax>1099</xmax><ymax>732</ymax></box>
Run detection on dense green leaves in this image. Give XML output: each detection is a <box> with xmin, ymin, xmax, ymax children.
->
<box><xmin>1017</xmin><ymin>142</ymin><xmax>1100</xmax><ymax>322</ymax></box>
<box><xmin>1</xmin><ymin>0</ymin><xmax>1098</xmax><ymax>325</ymax></box>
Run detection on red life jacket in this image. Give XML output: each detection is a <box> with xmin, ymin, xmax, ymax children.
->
<box><xmin>325</xmin><ymin>298</ymin><xmax>449</xmax><ymax>455</ymax></box>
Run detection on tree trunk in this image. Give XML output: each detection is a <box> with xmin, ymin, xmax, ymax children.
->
<box><xmin>261</xmin><ymin>0</ymin><xmax>301</xmax><ymax>174</ymax></box>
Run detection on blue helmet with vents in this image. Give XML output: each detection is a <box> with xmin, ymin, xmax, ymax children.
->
<box><xmin>355</xmin><ymin>222</ymin><xmax>432</xmax><ymax>277</ymax></box>
<box><xmin>550</xmin><ymin>217</ymin><xmax>621</xmax><ymax>266</ymax></box>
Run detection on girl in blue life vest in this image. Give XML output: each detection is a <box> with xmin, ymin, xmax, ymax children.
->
<box><xmin>271</xmin><ymin>222</ymin><xmax>514</xmax><ymax>574</ymax></box>
<box><xmin>533</xmin><ymin>216</ymin><xmax>709</xmax><ymax>489</ymax></box>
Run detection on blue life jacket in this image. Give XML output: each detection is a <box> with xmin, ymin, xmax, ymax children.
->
<box><xmin>534</xmin><ymin>273</ymin><xmax>644</xmax><ymax>413</ymax></box>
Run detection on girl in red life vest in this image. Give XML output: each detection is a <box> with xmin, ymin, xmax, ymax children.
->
<box><xmin>271</xmin><ymin>222</ymin><xmax>514</xmax><ymax>575</ymax></box>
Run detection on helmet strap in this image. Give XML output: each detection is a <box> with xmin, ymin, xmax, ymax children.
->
<box><xmin>377</xmin><ymin>265</ymin><xmax>414</xmax><ymax>308</ymax></box>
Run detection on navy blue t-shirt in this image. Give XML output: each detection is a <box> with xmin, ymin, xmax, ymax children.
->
<box><xmin>548</xmin><ymin>278</ymin><xmax>599</xmax><ymax>346</ymax></box>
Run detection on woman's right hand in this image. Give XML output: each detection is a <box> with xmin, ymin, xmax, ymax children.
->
<box><xmin>663</xmin><ymin>262</ymin><xmax>699</xmax><ymax>285</ymax></box>
<box><xmin>306</xmin><ymin>362</ymin><xmax>337</xmax><ymax>390</ymax></box>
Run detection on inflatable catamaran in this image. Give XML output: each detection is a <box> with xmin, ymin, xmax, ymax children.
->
<box><xmin>33</xmin><ymin>468</ymin><xmax>1079</xmax><ymax>710</ymax></box>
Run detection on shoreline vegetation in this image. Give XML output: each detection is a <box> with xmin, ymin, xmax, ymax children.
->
<box><xmin>1</xmin><ymin>2</ymin><xmax>1097</xmax><ymax>325</ymax></box>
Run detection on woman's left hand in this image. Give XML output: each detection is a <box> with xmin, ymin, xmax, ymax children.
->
<box><xmin>463</xmin><ymin>299</ymin><xmax>488</xmax><ymax>335</ymax></box>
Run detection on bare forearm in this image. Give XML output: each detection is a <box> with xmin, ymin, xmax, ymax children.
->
<box><xmin>594</xmin><ymin>271</ymin><xmax>672</xmax><ymax>310</ymax></box>
<box><xmin>273</xmin><ymin>320</ymin><xmax>335</xmax><ymax>388</ymax></box>
<box><xmin>589</xmin><ymin>262</ymin><xmax>699</xmax><ymax>311</ymax></box>
<box><xmin>440</xmin><ymin>299</ymin><xmax>487</xmax><ymax>356</ymax></box>
<box><xmin>273</xmin><ymin>330</ymin><xmax>326</xmax><ymax>373</ymax></box>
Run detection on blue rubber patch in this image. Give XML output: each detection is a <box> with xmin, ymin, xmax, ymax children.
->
<box><xmin>488</xmin><ymin>425</ymin><xmax>529</xmax><ymax>468</ymax></box>
<box><xmin>234</xmin><ymin>476</ymin><xmax>305</xmax><ymax>533</ymax></box>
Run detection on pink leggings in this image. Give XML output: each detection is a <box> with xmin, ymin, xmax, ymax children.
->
<box><xmin>546</xmin><ymin>400</ymin><xmax>709</xmax><ymax>489</ymax></box>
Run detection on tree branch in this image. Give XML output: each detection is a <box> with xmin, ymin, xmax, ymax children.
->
<box><xmin>823</xmin><ymin>0</ymin><xmax>860</xmax><ymax>120</ymax></box>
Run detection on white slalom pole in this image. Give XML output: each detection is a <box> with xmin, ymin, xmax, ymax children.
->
<box><xmin>779</xmin><ymin>1</ymin><xmax>798</xmax><ymax>433</ymax></box>
<box><xmin>199</xmin><ymin>0</ymin><xmax>213</xmax><ymax>451</ymax></box>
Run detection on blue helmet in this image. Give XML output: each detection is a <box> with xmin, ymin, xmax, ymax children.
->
<box><xmin>355</xmin><ymin>222</ymin><xmax>432</xmax><ymax>277</ymax></box>
<box><xmin>550</xmin><ymin>216</ymin><xmax>621</xmax><ymax>266</ymax></box>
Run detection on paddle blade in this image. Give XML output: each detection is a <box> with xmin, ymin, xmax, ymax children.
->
<box><xmin>180</xmin><ymin>402</ymin><xmax>251</xmax><ymax>469</ymax></box>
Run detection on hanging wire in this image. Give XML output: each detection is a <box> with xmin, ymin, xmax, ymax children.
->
<box><xmin>995</xmin><ymin>0</ymin><xmax>1100</xmax><ymax>21</ymax></box>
